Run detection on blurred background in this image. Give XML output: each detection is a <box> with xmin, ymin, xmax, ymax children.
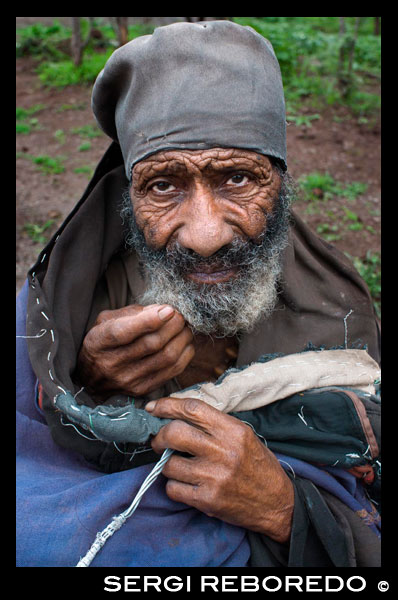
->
<box><xmin>16</xmin><ymin>17</ymin><xmax>381</xmax><ymax>317</ymax></box>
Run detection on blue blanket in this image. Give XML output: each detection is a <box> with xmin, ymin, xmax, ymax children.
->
<box><xmin>16</xmin><ymin>282</ymin><xmax>250</xmax><ymax>567</ymax></box>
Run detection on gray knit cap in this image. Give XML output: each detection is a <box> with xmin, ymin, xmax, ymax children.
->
<box><xmin>91</xmin><ymin>20</ymin><xmax>287</xmax><ymax>180</ymax></box>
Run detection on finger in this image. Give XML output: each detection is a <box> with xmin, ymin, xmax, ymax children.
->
<box><xmin>95</xmin><ymin>303</ymin><xmax>166</xmax><ymax>325</ymax></box>
<box><xmin>151</xmin><ymin>419</ymin><xmax>211</xmax><ymax>456</ymax></box>
<box><xmin>161</xmin><ymin>454</ymin><xmax>201</xmax><ymax>485</ymax></box>
<box><xmin>88</xmin><ymin>305</ymin><xmax>176</xmax><ymax>349</ymax></box>
<box><xmin>165</xmin><ymin>479</ymin><xmax>203</xmax><ymax>509</ymax></box>
<box><xmin>125</xmin><ymin>314</ymin><xmax>189</xmax><ymax>361</ymax></box>
<box><xmin>123</xmin><ymin>342</ymin><xmax>195</xmax><ymax>396</ymax></box>
<box><xmin>145</xmin><ymin>396</ymin><xmax>227</xmax><ymax>434</ymax></box>
<box><xmin>95</xmin><ymin>304</ymin><xmax>144</xmax><ymax>325</ymax></box>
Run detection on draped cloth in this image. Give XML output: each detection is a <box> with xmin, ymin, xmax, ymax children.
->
<box><xmin>22</xmin><ymin>141</ymin><xmax>380</xmax><ymax>473</ymax></box>
<box><xmin>17</xmin><ymin>140</ymin><xmax>381</xmax><ymax>567</ymax></box>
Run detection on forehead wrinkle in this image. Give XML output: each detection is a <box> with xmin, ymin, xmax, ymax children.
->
<box><xmin>133</xmin><ymin>148</ymin><xmax>273</xmax><ymax>186</ymax></box>
<box><xmin>185</xmin><ymin>149</ymin><xmax>273</xmax><ymax>179</ymax></box>
<box><xmin>201</xmin><ymin>157</ymin><xmax>269</xmax><ymax>178</ymax></box>
<box><xmin>133</xmin><ymin>157</ymin><xmax>190</xmax><ymax>186</ymax></box>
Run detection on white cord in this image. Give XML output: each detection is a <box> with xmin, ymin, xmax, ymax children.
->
<box><xmin>76</xmin><ymin>447</ymin><xmax>174</xmax><ymax>567</ymax></box>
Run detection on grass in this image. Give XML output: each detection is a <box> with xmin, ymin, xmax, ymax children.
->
<box><xmin>286</xmin><ymin>113</ymin><xmax>321</xmax><ymax>128</ymax></box>
<box><xmin>32</xmin><ymin>155</ymin><xmax>65</xmax><ymax>174</ymax></box>
<box><xmin>316</xmin><ymin>222</ymin><xmax>341</xmax><ymax>242</ymax></box>
<box><xmin>297</xmin><ymin>173</ymin><xmax>379</xmax><ymax>299</ymax></box>
<box><xmin>56</xmin><ymin>102</ymin><xmax>87</xmax><ymax>112</ymax></box>
<box><xmin>17</xmin><ymin>152</ymin><xmax>66</xmax><ymax>175</ymax></box>
<box><xmin>347</xmin><ymin>250</ymin><xmax>381</xmax><ymax>317</ymax></box>
<box><xmin>73</xmin><ymin>165</ymin><xmax>95</xmax><ymax>178</ymax></box>
<box><xmin>23</xmin><ymin>219</ymin><xmax>55</xmax><ymax>244</ymax></box>
<box><xmin>36</xmin><ymin>48</ymin><xmax>114</xmax><ymax>87</ymax></box>
<box><xmin>16</xmin><ymin>104</ymin><xmax>46</xmax><ymax>134</ymax></box>
<box><xmin>71</xmin><ymin>124</ymin><xmax>102</xmax><ymax>138</ymax></box>
<box><xmin>78</xmin><ymin>141</ymin><xmax>91</xmax><ymax>152</ymax></box>
<box><xmin>298</xmin><ymin>172</ymin><xmax>368</xmax><ymax>203</ymax></box>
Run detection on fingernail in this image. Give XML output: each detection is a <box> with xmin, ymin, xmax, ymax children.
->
<box><xmin>158</xmin><ymin>306</ymin><xmax>175</xmax><ymax>321</ymax></box>
<box><xmin>145</xmin><ymin>401</ymin><xmax>157</xmax><ymax>412</ymax></box>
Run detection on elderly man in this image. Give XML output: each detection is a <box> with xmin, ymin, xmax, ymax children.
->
<box><xmin>16</xmin><ymin>21</ymin><xmax>381</xmax><ymax>568</ymax></box>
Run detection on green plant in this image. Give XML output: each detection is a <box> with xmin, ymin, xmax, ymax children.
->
<box><xmin>342</xmin><ymin>206</ymin><xmax>359</xmax><ymax>221</ymax></box>
<box><xmin>36</xmin><ymin>48</ymin><xmax>114</xmax><ymax>87</ymax></box>
<box><xmin>342</xmin><ymin>206</ymin><xmax>363</xmax><ymax>231</ymax></box>
<box><xmin>347</xmin><ymin>222</ymin><xmax>363</xmax><ymax>231</ymax></box>
<box><xmin>78</xmin><ymin>141</ymin><xmax>91</xmax><ymax>152</ymax></box>
<box><xmin>16</xmin><ymin>104</ymin><xmax>46</xmax><ymax>120</ymax></box>
<box><xmin>16</xmin><ymin>152</ymin><xmax>66</xmax><ymax>174</ymax></box>
<box><xmin>299</xmin><ymin>172</ymin><xmax>369</xmax><ymax>205</ymax></box>
<box><xmin>286</xmin><ymin>113</ymin><xmax>321</xmax><ymax>128</ymax></box>
<box><xmin>73</xmin><ymin>166</ymin><xmax>94</xmax><ymax>177</ymax></box>
<box><xmin>54</xmin><ymin>129</ymin><xmax>66</xmax><ymax>144</ymax></box>
<box><xmin>57</xmin><ymin>103</ymin><xmax>87</xmax><ymax>112</ymax></box>
<box><xmin>71</xmin><ymin>124</ymin><xmax>102</xmax><ymax>138</ymax></box>
<box><xmin>16</xmin><ymin>104</ymin><xmax>46</xmax><ymax>134</ymax></box>
<box><xmin>16</xmin><ymin>123</ymin><xmax>31</xmax><ymax>134</ymax></box>
<box><xmin>16</xmin><ymin>21</ymin><xmax>71</xmax><ymax>59</ymax></box>
<box><xmin>316</xmin><ymin>223</ymin><xmax>341</xmax><ymax>241</ymax></box>
<box><xmin>338</xmin><ymin>181</ymin><xmax>368</xmax><ymax>201</ymax></box>
<box><xmin>31</xmin><ymin>155</ymin><xmax>66</xmax><ymax>175</ymax></box>
<box><xmin>298</xmin><ymin>172</ymin><xmax>337</xmax><ymax>201</ymax></box>
<box><xmin>232</xmin><ymin>17</ymin><xmax>380</xmax><ymax>116</ymax></box>
<box><xmin>23</xmin><ymin>219</ymin><xmax>55</xmax><ymax>244</ymax></box>
<box><xmin>347</xmin><ymin>250</ymin><xmax>381</xmax><ymax>317</ymax></box>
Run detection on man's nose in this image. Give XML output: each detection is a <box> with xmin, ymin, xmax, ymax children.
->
<box><xmin>176</xmin><ymin>185</ymin><xmax>235</xmax><ymax>257</ymax></box>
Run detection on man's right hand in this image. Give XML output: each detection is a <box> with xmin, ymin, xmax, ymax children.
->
<box><xmin>75</xmin><ymin>304</ymin><xmax>195</xmax><ymax>399</ymax></box>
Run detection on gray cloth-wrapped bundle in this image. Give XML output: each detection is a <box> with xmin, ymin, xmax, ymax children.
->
<box><xmin>55</xmin><ymin>393</ymin><xmax>170</xmax><ymax>444</ymax></box>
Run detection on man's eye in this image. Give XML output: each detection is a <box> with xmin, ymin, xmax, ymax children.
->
<box><xmin>226</xmin><ymin>174</ymin><xmax>250</xmax><ymax>186</ymax></box>
<box><xmin>151</xmin><ymin>181</ymin><xmax>176</xmax><ymax>193</ymax></box>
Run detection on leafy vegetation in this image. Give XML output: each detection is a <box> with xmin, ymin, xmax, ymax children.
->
<box><xmin>347</xmin><ymin>251</ymin><xmax>381</xmax><ymax>317</ymax></box>
<box><xmin>16</xmin><ymin>104</ymin><xmax>46</xmax><ymax>134</ymax></box>
<box><xmin>298</xmin><ymin>172</ymin><xmax>368</xmax><ymax>205</ymax></box>
<box><xmin>17</xmin><ymin>153</ymin><xmax>66</xmax><ymax>175</ymax></box>
<box><xmin>36</xmin><ymin>48</ymin><xmax>114</xmax><ymax>87</ymax></box>
<box><xmin>16</xmin><ymin>17</ymin><xmax>380</xmax><ymax>120</ymax></box>
<box><xmin>16</xmin><ymin>18</ymin><xmax>155</xmax><ymax>88</ymax></box>
<box><xmin>23</xmin><ymin>219</ymin><xmax>55</xmax><ymax>244</ymax></box>
<box><xmin>233</xmin><ymin>17</ymin><xmax>380</xmax><ymax>117</ymax></box>
<box><xmin>16</xmin><ymin>21</ymin><xmax>72</xmax><ymax>59</ymax></box>
<box><xmin>70</xmin><ymin>124</ymin><xmax>103</xmax><ymax>138</ymax></box>
<box><xmin>73</xmin><ymin>165</ymin><xmax>95</xmax><ymax>178</ymax></box>
<box><xmin>78</xmin><ymin>141</ymin><xmax>91</xmax><ymax>152</ymax></box>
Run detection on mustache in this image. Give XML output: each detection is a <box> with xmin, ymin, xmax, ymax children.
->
<box><xmin>161</xmin><ymin>237</ymin><xmax>265</xmax><ymax>274</ymax></box>
<box><xmin>123</xmin><ymin>202</ymin><xmax>290</xmax><ymax>274</ymax></box>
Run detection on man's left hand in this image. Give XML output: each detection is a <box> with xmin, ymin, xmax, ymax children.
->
<box><xmin>145</xmin><ymin>397</ymin><xmax>294</xmax><ymax>543</ymax></box>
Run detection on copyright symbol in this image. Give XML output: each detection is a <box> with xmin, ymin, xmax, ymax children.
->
<box><xmin>378</xmin><ymin>581</ymin><xmax>389</xmax><ymax>592</ymax></box>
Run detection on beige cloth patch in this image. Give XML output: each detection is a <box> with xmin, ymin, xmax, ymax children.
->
<box><xmin>170</xmin><ymin>349</ymin><xmax>381</xmax><ymax>413</ymax></box>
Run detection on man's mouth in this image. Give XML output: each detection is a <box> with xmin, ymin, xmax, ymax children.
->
<box><xmin>185</xmin><ymin>266</ymin><xmax>239</xmax><ymax>284</ymax></box>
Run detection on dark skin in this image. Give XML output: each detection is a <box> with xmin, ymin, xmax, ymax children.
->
<box><xmin>76</xmin><ymin>148</ymin><xmax>294</xmax><ymax>543</ymax></box>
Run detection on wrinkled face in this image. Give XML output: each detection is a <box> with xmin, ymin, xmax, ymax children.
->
<box><xmin>131</xmin><ymin>147</ymin><xmax>281</xmax><ymax>268</ymax></box>
<box><xmin>124</xmin><ymin>147</ymin><xmax>291</xmax><ymax>336</ymax></box>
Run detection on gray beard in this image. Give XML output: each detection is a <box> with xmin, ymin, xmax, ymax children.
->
<box><xmin>120</xmin><ymin>174</ymin><xmax>293</xmax><ymax>337</ymax></box>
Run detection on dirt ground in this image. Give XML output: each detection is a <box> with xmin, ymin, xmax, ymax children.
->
<box><xmin>16</xmin><ymin>54</ymin><xmax>381</xmax><ymax>295</ymax></box>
